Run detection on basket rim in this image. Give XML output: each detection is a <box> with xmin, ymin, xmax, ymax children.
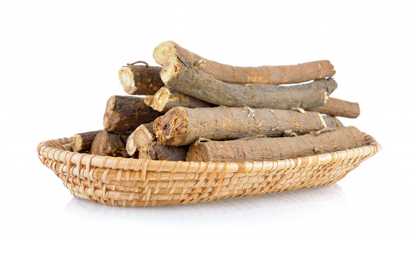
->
<box><xmin>38</xmin><ymin>136</ymin><xmax>380</xmax><ymax>174</ymax></box>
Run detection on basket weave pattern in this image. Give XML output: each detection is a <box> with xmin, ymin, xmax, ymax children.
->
<box><xmin>38</xmin><ymin>137</ymin><xmax>379</xmax><ymax>207</ymax></box>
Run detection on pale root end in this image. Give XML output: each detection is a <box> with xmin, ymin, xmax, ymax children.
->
<box><xmin>154</xmin><ymin>107</ymin><xmax>189</xmax><ymax>146</ymax></box>
<box><xmin>160</xmin><ymin>57</ymin><xmax>181</xmax><ymax>85</ymax></box>
<box><xmin>134</xmin><ymin>125</ymin><xmax>155</xmax><ymax>147</ymax></box>
<box><xmin>126</xmin><ymin>124</ymin><xmax>155</xmax><ymax>156</ymax></box>
<box><xmin>126</xmin><ymin>131</ymin><xmax>138</xmax><ymax>156</ymax></box>
<box><xmin>153</xmin><ymin>41</ymin><xmax>177</xmax><ymax>66</ymax></box>
<box><xmin>143</xmin><ymin>96</ymin><xmax>154</xmax><ymax>108</ymax></box>
<box><xmin>72</xmin><ymin>134</ymin><xmax>83</xmax><ymax>152</ymax></box>
<box><xmin>325</xmin><ymin>60</ymin><xmax>336</xmax><ymax>76</ymax></box>
<box><xmin>118</xmin><ymin>67</ymin><xmax>136</xmax><ymax>94</ymax></box>
<box><xmin>144</xmin><ymin>87</ymin><xmax>171</xmax><ymax>112</ymax></box>
<box><xmin>155</xmin><ymin>41</ymin><xmax>183</xmax><ymax>85</ymax></box>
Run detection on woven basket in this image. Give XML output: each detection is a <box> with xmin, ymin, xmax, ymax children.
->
<box><xmin>37</xmin><ymin>136</ymin><xmax>379</xmax><ymax>207</ymax></box>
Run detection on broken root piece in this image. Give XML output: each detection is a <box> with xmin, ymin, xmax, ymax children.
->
<box><xmin>154</xmin><ymin>106</ymin><xmax>342</xmax><ymax>146</ymax></box>
<box><xmin>118</xmin><ymin>63</ymin><xmax>164</xmax><ymax>95</ymax></box>
<box><xmin>186</xmin><ymin>127</ymin><xmax>374</xmax><ymax>162</ymax></box>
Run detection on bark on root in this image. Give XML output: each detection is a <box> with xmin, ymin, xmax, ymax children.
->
<box><xmin>90</xmin><ymin>131</ymin><xmax>128</xmax><ymax>157</ymax></box>
<box><xmin>154</xmin><ymin>106</ymin><xmax>342</xmax><ymax>146</ymax></box>
<box><xmin>186</xmin><ymin>127</ymin><xmax>374</xmax><ymax>162</ymax></box>
<box><xmin>144</xmin><ymin>87</ymin><xmax>212</xmax><ymax>112</ymax></box>
<box><xmin>103</xmin><ymin>95</ymin><xmax>161</xmax><ymax>134</ymax></box>
<box><xmin>160</xmin><ymin>59</ymin><xmax>337</xmax><ymax>110</ymax></box>
<box><xmin>72</xmin><ymin>130</ymin><xmax>101</xmax><ymax>152</ymax></box>
<box><xmin>309</xmin><ymin>97</ymin><xmax>360</xmax><ymax>118</ymax></box>
<box><xmin>118</xmin><ymin>64</ymin><xmax>164</xmax><ymax>95</ymax></box>
<box><xmin>139</xmin><ymin>142</ymin><xmax>187</xmax><ymax>161</ymax></box>
<box><xmin>154</xmin><ymin>41</ymin><xmax>335</xmax><ymax>85</ymax></box>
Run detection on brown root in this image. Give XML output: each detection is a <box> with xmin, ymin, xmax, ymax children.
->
<box><xmin>154</xmin><ymin>41</ymin><xmax>335</xmax><ymax>85</ymax></box>
<box><xmin>154</xmin><ymin>106</ymin><xmax>342</xmax><ymax>146</ymax></box>
<box><xmin>118</xmin><ymin>64</ymin><xmax>163</xmax><ymax>95</ymax></box>
<box><xmin>309</xmin><ymin>97</ymin><xmax>360</xmax><ymax>118</ymax></box>
<box><xmin>186</xmin><ymin>127</ymin><xmax>374</xmax><ymax>162</ymax></box>
<box><xmin>160</xmin><ymin>59</ymin><xmax>336</xmax><ymax>110</ymax></box>
<box><xmin>103</xmin><ymin>95</ymin><xmax>161</xmax><ymax>134</ymax></box>
<box><xmin>90</xmin><ymin>131</ymin><xmax>128</xmax><ymax>157</ymax></box>
<box><xmin>72</xmin><ymin>130</ymin><xmax>101</xmax><ymax>152</ymax></box>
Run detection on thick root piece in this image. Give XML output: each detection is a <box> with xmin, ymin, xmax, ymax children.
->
<box><xmin>160</xmin><ymin>59</ymin><xmax>336</xmax><ymax>110</ymax></box>
<box><xmin>103</xmin><ymin>95</ymin><xmax>161</xmax><ymax>134</ymax></box>
<box><xmin>309</xmin><ymin>97</ymin><xmax>360</xmax><ymax>118</ymax></box>
<box><xmin>118</xmin><ymin>64</ymin><xmax>163</xmax><ymax>95</ymax></box>
<box><xmin>186</xmin><ymin>127</ymin><xmax>374</xmax><ymax>162</ymax></box>
<box><xmin>144</xmin><ymin>87</ymin><xmax>212</xmax><ymax>112</ymax></box>
<box><xmin>154</xmin><ymin>106</ymin><xmax>342</xmax><ymax>146</ymax></box>
<box><xmin>90</xmin><ymin>131</ymin><xmax>128</xmax><ymax>157</ymax></box>
<box><xmin>72</xmin><ymin>130</ymin><xmax>101</xmax><ymax>152</ymax></box>
<box><xmin>139</xmin><ymin>142</ymin><xmax>187</xmax><ymax>161</ymax></box>
<box><xmin>154</xmin><ymin>41</ymin><xmax>335</xmax><ymax>85</ymax></box>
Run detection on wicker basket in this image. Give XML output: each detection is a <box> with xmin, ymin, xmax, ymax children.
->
<box><xmin>37</xmin><ymin>136</ymin><xmax>379</xmax><ymax>207</ymax></box>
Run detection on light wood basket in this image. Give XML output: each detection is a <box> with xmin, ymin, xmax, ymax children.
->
<box><xmin>37</xmin><ymin>136</ymin><xmax>379</xmax><ymax>207</ymax></box>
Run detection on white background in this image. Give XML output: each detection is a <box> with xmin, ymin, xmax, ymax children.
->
<box><xmin>0</xmin><ymin>0</ymin><xmax>415</xmax><ymax>253</ymax></box>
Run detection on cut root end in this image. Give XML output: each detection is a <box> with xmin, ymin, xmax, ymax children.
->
<box><xmin>126</xmin><ymin>136</ymin><xmax>137</xmax><ymax>156</ymax></box>
<box><xmin>153</xmin><ymin>41</ymin><xmax>177</xmax><ymax>66</ymax></box>
<box><xmin>72</xmin><ymin>135</ymin><xmax>83</xmax><ymax>152</ymax></box>
<box><xmin>118</xmin><ymin>67</ymin><xmax>136</xmax><ymax>94</ymax></box>
<box><xmin>160</xmin><ymin>59</ymin><xmax>181</xmax><ymax>84</ymax></box>
<box><xmin>144</xmin><ymin>87</ymin><xmax>171</xmax><ymax>112</ymax></box>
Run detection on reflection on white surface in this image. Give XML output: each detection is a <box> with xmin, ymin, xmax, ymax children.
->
<box><xmin>64</xmin><ymin>185</ymin><xmax>346</xmax><ymax>225</ymax></box>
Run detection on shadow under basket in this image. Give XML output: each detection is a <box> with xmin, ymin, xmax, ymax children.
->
<box><xmin>37</xmin><ymin>136</ymin><xmax>379</xmax><ymax>207</ymax></box>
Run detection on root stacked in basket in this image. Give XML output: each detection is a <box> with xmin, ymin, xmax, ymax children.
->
<box><xmin>70</xmin><ymin>41</ymin><xmax>373</xmax><ymax>162</ymax></box>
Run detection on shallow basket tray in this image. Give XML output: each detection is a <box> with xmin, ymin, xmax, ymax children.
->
<box><xmin>37</xmin><ymin>137</ymin><xmax>379</xmax><ymax>207</ymax></box>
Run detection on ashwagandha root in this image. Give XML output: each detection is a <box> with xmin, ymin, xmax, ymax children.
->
<box><xmin>160</xmin><ymin>60</ymin><xmax>337</xmax><ymax>110</ymax></box>
<box><xmin>103</xmin><ymin>95</ymin><xmax>161</xmax><ymax>134</ymax></box>
<box><xmin>90</xmin><ymin>131</ymin><xmax>128</xmax><ymax>157</ymax></box>
<box><xmin>186</xmin><ymin>126</ymin><xmax>374</xmax><ymax>162</ymax></box>
<box><xmin>139</xmin><ymin>142</ymin><xmax>187</xmax><ymax>161</ymax></box>
<box><xmin>118</xmin><ymin>63</ymin><xmax>164</xmax><ymax>95</ymax></box>
<box><xmin>144</xmin><ymin>87</ymin><xmax>212</xmax><ymax>112</ymax></box>
<box><xmin>153</xmin><ymin>106</ymin><xmax>342</xmax><ymax>146</ymax></box>
<box><xmin>72</xmin><ymin>130</ymin><xmax>101</xmax><ymax>152</ymax></box>
<box><xmin>154</xmin><ymin>41</ymin><xmax>335</xmax><ymax>85</ymax></box>
<box><xmin>309</xmin><ymin>97</ymin><xmax>360</xmax><ymax>118</ymax></box>
<box><xmin>126</xmin><ymin>122</ymin><xmax>187</xmax><ymax>160</ymax></box>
